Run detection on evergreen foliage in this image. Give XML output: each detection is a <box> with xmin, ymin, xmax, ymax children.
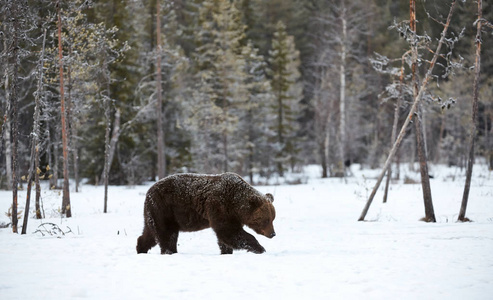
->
<box><xmin>1</xmin><ymin>0</ymin><xmax>492</xmax><ymax>194</ymax></box>
<box><xmin>268</xmin><ymin>21</ymin><xmax>302</xmax><ymax>176</ymax></box>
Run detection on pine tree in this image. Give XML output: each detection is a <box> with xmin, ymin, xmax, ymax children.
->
<box><xmin>268</xmin><ymin>21</ymin><xmax>302</xmax><ymax>176</ymax></box>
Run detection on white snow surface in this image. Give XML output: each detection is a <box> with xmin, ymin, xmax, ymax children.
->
<box><xmin>1</xmin><ymin>164</ymin><xmax>492</xmax><ymax>299</ymax></box>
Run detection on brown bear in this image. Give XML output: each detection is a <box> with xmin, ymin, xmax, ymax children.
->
<box><xmin>136</xmin><ymin>172</ymin><xmax>276</xmax><ymax>255</ymax></box>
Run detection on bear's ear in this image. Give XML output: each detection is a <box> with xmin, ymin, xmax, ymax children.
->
<box><xmin>265</xmin><ymin>193</ymin><xmax>274</xmax><ymax>203</ymax></box>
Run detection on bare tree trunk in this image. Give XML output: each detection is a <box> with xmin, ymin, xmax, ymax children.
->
<box><xmin>338</xmin><ymin>3</ymin><xmax>347</xmax><ymax>177</ymax></box>
<box><xmin>223</xmin><ymin>93</ymin><xmax>229</xmax><ymax>173</ymax></box>
<box><xmin>435</xmin><ymin>114</ymin><xmax>445</xmax><ymax>163</ymax></box>
<box><xmin>9</xmin><ymin>1</ymin><xmax>21</xmax><ymax>233</ymax></box>
<box><xmin>35</xmin><ymin>144</ymin><xmax>42</xmax><ymax>219</ymax></box>
<box><xmin>3</xmin><ymin>24</ymin><xmax>12</xmax><ymax>191</ymax></box>
<box><xmin>102</xmin><ymin>50</ymin><xmax>113</xmax><ymax>213</ymax></box>
<box><xmin>107</xmin><ymin>109</ymin><xmax>121</xmax><ymax>176</ymax></box>
<box><xmin>487</xmin><ymin>112</ymin><xmax>492</xmax><ymax>171</ymax></box>
<box><xmin>359</xmin><ymin>0</ymin><xmax>456</xmax><ymax>221</ymax></box>
<box><xmin>46</xmin><ymin>123</ymin><xmax>55</xmax><ymax>188</ymax></box>
<box><xmin>58</xmin><ymin>2</ymin><xmax>71</xmax><ymax>217</ymax></box>
<box><xmin>156</xmin><ymin>0</ymin><xmax>166</xmax><ymax>179</ymax></box>
<box><xmin>415</xmin><ymin>106</ymin><xmax>436</xmax><ymax>221</ymax></box>
<box><xmin>103</xmin><ymin>96</ymin><xmax>110</xmax><ymax>213</ymax></box>
<box><xmin>458</xmin><ymin>0</ymin><xmax>482</xmax><ymax>222</ymax></box>
<box><xmin>4</xmin><ymin>116</ymin><xmax>12</xmax><ymax>190</ymax></box>
<box><xmin>65</xmin><ymin>49</ymin><xmax>80</xmax><ymax>193</ymax></box>
<box><xmin>21</xmin><ymin>28</ymin><xmax>47</xmax><ymax>234</ymax></box>
<box><xmin>100</xmin><ymin>108</ymin><xmax>121</xmax><ymax>186</ymax></box>
<box><xmin>383</xmin><ymin>57</ymin><xmax>406</xmax><ymax>203</ymax></box>
<box><xmin>410</xmin><ymin>0</ymin><xmax>435</xmax><ymax>222</ymax></box>
<box><xmin>72</xmin><ymin>127</ymin><xmax>79</xmax><ymax>192</ymax></box>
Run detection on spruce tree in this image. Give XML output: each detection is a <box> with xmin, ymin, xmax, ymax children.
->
<box><xmin>268</xmin><ymin>21</ymin><xmax>302</xmax><ymax>176</ymax></box>
<box><xmin>189</xmin><ymin>0</ymin><xmax>248</xmax><ymax>173</ymax></box>
<box><xmin>239</xmin><ymin>40</ymin><xmax>273</xmax><ymax>182</ymax></box>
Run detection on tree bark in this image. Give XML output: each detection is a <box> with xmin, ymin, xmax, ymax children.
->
<box><xmin>35</xmin><ymin>144</ymin><xmax>42</xmax><ymax>219</ymax></box>
<box><xmin>383</xmin><ymin>57</ymin><xmax>406</xmax><ymax>203</ymax></box>
<box><xmin>10</xmin><ymin>1</ymin><xmax>21</xmax><ymax>233</ymax></box>
<box><xmin>58</xmin><ymin>2</ymin><xmax>71</xmax><ymax>217</ymax></box>
<box><xmin>415</xmin><ymin>106</ymin><xmax>436</xmax><ymax>222</ymax></box>
<box><xmin>458</xmin><ymin>0</ymin><xmax>482</xmax><ymax>222</ymax></box>
<box><xmin>3</xmin><ymin>24</ymin><xmax>12</xmax><ymax>191</ymax></box>
<box><xmin>410</xmin><ymin>0</ymin><xmax>435</xmax><ymax>222</ymax></box>
<box><xmin>103</xmin><ymin>97</ymin><xmax>111</xmax><ymax>213</ymax></box>
<box><xmin>21</xmin><ymin>28</ymin><xmax>47</xmax><ymax>234</ymax></box>
<box><xmin>359</xmin><ymin>0</ymin><xmax>456</xmax><ymax>221</ymax></box>
<box><xmin>156</xmin><ymin>0</ymin><xmax>166</xmax><ymax>179</ymax></box>
<box><xmin>102</xmin><ymin>45</ymin><xmax>113</xmax><ymax>213</ymax></box>
<box><xmin>338</xmin><ymin>3</ymin><xmax>347</xmax><ymax>177</ymax></box>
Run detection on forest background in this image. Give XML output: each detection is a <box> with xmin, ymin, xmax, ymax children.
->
<box><xmin>1</xmin><ymin>0</ymin><xmax>492</xmax><ymax>192</ymax></box>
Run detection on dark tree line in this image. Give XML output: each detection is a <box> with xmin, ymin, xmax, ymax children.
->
<box><xmin>1</xmin><ymin>0</ymin><xmax>492</xmax><ymax>228</ymax></box>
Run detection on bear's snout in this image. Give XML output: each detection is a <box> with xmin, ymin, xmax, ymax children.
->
<box><xmin>262</xmin><ymin>227</ymin><xmax>275</xmax><ymax>239</ymax></box>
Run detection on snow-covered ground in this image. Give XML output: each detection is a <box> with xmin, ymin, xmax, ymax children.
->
<box><xmin>1</xmin><ymin>164</ymin><xmax>492</xmax><ymax>299</ymax></box>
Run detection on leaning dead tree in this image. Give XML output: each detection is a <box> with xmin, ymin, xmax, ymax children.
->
<box><xmin>359</xmin><ymin>0</ymin><xmax>457</xmax><ymax>221</ymax></box>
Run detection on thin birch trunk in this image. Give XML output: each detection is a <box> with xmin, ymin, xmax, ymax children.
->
<box><xmin>338</xmin><ymin>4</ymin><xmax>347</xmax><ymax>176</ymax></box>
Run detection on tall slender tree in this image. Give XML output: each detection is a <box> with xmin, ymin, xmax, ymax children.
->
<box><xmin>156</xmin><ymin>0</ymin><xmax>166</xmax><ymax>180</ymax></box>
<box><xmin>57</xmin><ymin>1</ymin><xmax>71</xmax><ymax>218</ymax></box>
<box><xmin>7</xmin><ymin>0</ymin><xmax>22</xmax><ymax>232</ymax></box>
<box><xmin>383</xmin><ymin>53</ymin><xmax>408</xmax><ymax>203</ymax></box>
<box><xmin>410</xmin><ymin>0</ymin><xmax>435</xmax><ymax>222</ymax></box>
<box><xmin>458</xmin><ymin>0</ymin><xmax>484</xmax><ymax>222</ymax></box>
<box><xmin>22</xmin><ymin>28</ymin><xmax>47</xmax><ymax>234</ymax></box>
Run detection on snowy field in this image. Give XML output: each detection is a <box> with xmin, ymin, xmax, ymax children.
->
<box><xmin>1</xmin><ymin>164</ymin><xmax>492</xmax><ymax>299</ymax></box>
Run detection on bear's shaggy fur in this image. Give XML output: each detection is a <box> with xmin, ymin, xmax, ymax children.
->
<box><xmin>136</xmin><ymin>172</ymin><xmax>276</xmax><ymax>255</ymax></box>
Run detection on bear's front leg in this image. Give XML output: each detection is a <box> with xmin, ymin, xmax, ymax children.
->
<box><xmin>214</xmin><ymin>226</ymin><xmax>266</xmax><ymax>254</ymax></box>
<box><xmin>218</xmin><ymin>241</ymin><xmax>233</xmax><ymax>254</ymax></box>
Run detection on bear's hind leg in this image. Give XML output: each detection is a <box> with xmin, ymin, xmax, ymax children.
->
<box><xmin>136</xmin><ymin>225</ymin><xmax>157</xmax><ymax>254</ymax></box>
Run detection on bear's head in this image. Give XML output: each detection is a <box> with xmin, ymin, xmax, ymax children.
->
<box><xmin>247</xmin><ymin>193</ymin><xmax>276</xmax><ymax>238</ymax></box>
